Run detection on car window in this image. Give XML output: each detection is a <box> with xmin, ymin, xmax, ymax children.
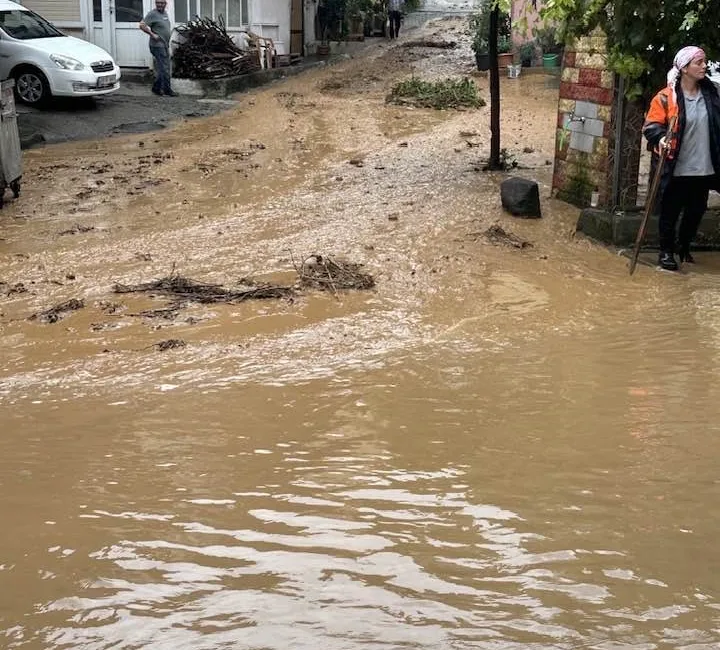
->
<box><xmin>0</xmin><ymin>10</ymin><xmax>65</xmax><ymax>40</ymax></box>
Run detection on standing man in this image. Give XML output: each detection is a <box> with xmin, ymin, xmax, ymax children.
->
<box><xmin>139</xmin><ymin>0</ymin><xmax>178</xmax><ymax>97</ymax></box>
<box><xmin>387</xmin><ymin>0</ymin><xmax>404</xmax><ymax>40</ymax></box>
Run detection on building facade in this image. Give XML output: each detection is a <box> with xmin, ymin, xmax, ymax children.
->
<box><xmin>17</xmin><ymin>0</ymin><xmax>303</xmax><ymax>67</ymax></box>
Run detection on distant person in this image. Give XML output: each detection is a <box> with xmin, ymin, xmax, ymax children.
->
<box><xmin>139</xmin><ymin>0</ymin><xmax>178</xmax><ymax>97</ymax></box>
<box><xmin>387</xmin><ymin>0</ymin><xmax>404</xmax><ymax>40</ymax></box>
<box><xmin>643</xmin><ymin>46</ymin><xmax>720</xmax><ymax>270</ymax></box>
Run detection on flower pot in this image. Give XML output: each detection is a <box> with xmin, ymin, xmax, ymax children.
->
<box><xmin>497</xmin><ymin>52</ymin><xmax>513</xmax><ymax>68</ymax></box>
<box><xmin>475</xmin><ymin>53</ymin><xmax>490</xmax><ymax>71</ymax></box>
<box><xmin>317</xmin><ymin>43</ymin><xmax>331</xmax><ymax>56</ymax></box>
<box><xmin>542</xmin><ymin>53</ymin><xmax>559</xmax><ymax>68</ymax></box>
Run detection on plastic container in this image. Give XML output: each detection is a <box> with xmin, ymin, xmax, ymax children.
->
<box><xmin>507</xmin><ymin>64</ymin><xmax>521</xmax><ymax>79</ymax></box>
<box><xmin>542</xmin><ymin>53</ymin><xmax>559</xmax><ymax>68</ymax></box>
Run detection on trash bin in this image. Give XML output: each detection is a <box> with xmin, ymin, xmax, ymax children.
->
<box><xmin>0</xmin><ymin>79</ymin><xmax>21</xmax><ymax>208</ymax></box>
<box><xmin>542</xmin><ymin>53</ymin><xmax>559</xmax><ymax>68</ymax></box>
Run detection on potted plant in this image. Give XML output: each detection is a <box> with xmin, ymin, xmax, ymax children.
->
<box><xmin>533</xmin><ymin>24</ymin><xmax>562</xmax><ymax>68</ymax></box>
<box><xmin>316</xmin><ymin>0</ymin><xmax>344</xmax><ymax>55</ymax></box>
<box><xmin>497</xmin><ymin>35</ymin><xmax>513</xmax><ymax>68</ymax></box>
<box><xmin>519</xmin><ymin>40</ymin><xmax>536</xmax><ymax>67</ymax></box>
<box><xmin>468</xmin><ymin>12</ymin><xmax>490</xmax><ymax>71</ymax></box>
<box><xmin>468</xmin><ymin>0</ymin><xmax>511</xmax><ymax>72</ymax></box>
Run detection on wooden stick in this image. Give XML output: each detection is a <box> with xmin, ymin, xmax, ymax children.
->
<box><xmin>629</xmin><ymin>115</ymin><xmax>677</xmax><ymax>276</ymax></box>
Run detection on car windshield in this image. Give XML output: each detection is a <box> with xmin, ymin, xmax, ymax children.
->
<box><xmin>0</xmin><ymin>10</ymin><xmax>64</xmax><ymax>40</ymax></box>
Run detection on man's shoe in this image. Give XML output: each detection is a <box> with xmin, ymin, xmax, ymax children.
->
<box><xmin>658</xmin><ymin>252</ymin><xmax>679</xmax><ymax>271</ymax></box>
<box><xmin>151</xmin><ymin>88</ymin><xmax>162</xmax><ymax>96</ymax></box>
<box><xmin>164</xmin><ymin>90</ymin><xmax>179</xmax><ymax>97</ymax></box>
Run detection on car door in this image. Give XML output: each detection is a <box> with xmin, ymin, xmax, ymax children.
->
<box><xmin>0</xmin><ymin>31</ymin><xmax>12</xmax><ymax>82</ymax></box>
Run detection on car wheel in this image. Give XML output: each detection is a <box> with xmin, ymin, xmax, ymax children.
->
<box><xmin>14</xmin><ymin>66</ymin><xmax>50</xmax><ymax>106</ymax></box>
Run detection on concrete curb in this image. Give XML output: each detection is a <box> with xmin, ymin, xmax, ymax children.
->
<box><xmin>577</xmin><ymin>206</ymin><xmax>720</xmax><ymax>249</ymax></box>
<box><xmin>171</xmin><ymin>58</ymin><xmax>338</xmax><ymax>98</ymax></box>
<box><xmin>121</xmin><ymin>55</ymin><xmax>349</xmax><ymax>99</ymax></box>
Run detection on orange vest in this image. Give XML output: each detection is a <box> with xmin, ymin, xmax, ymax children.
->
<box><xmin>644</xmin><ymin>87</ymin><xmax>682</xmax><ymax>158</ymax></box>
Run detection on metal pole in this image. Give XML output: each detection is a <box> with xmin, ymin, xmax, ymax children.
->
<box><xmin>611</xmin><ymin>74</ymin><xmax>624</xmax><ymax>210</ymax></box>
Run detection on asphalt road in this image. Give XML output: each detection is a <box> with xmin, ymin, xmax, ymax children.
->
<box><xmin>16</xmin><ymin>81</ymin><xmax>239</xmax><ymax>149</ymax></box>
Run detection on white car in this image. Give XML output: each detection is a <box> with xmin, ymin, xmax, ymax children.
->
<box><xmin>0</xmin><ymin>0</ymin><xmax>120</xmax><ymax>106</ymax></box>
<box><xmin>709</xmin><ymin>61</ymin><xmax>720</xmax><ymax>91</ymax></box>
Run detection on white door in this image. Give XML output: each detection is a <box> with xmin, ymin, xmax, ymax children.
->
<box><xmin>250</xmin><ymin>0</ymin><xmax>288</xmax><ymax>54</ymax></box>
<box><xmin>100</xmin><ymin>0</ymin><xmax>168</xmax><ymax>67</ymax></box>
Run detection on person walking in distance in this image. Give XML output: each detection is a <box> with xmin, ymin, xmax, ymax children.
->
<box><xmin>139</xmin><ymin>0</ymin><xmax>178</xmax><ymax>97</ymax></box>
<box><xmin>643</xmin><ymin>46</ymin><xmax>720</xmax><ymax>270</ymax></box>
<box><xmin>387</xmin><ymin>0</ymin><xmax>404</xmax><ymax>40</ymax></box>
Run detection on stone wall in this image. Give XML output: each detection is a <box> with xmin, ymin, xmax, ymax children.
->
<box><xmin>552</xmin><ymin>29</ymin><xmax>615</xmax><ymax>208</ymax></box>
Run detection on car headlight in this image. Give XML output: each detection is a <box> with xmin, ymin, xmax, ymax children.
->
<box><xmin>50</xmin><ymin>54</ymin><xmax>86</xmax><ymax>71</ymax></box>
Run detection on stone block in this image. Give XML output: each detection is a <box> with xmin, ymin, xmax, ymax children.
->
<box><xmin>575</xmin><ymin>52</ymin><xmax>608</xmax><ymax>69</ymax></box>
<box><xmin>573</xmin><ymin>37</ymin><xmax>593</xmax><ymax>54</ymax></box>
<box><xmin>597</xmin><ymin>104</ymin><xmax>612</xmax><ymax>122</ymax></box>
<box><xmin>594</xmin><ymin>137</ymin><xmax>609</xmax><ymax>158</ymax></box>
<box><xmin>600</xmin><ymin>70</ymin><xmax>615</xmax><ymax>89</ymax></box>
<box><xmin>574</xmin><ymin>100</ymin><xmax>598</xmax><ymax>119</ymax></box>
<box><xmin>560</xmin><ymin>82</ymin><xmax>614</xmax><ymax>105</ymax></box>
<box><xmin>579</xmin><ymin>68</ymin><xmax>602</xmax><ymax>87</ymax></box>
<box><xmin>563</xmin><ymin>51</ymin><xmax>577</xmax><ymax>68</ymax></box>
<box><xmin>577</xmin><ymin>208</ymin><xmax>615</xmax><ymax>242</ymax></box>
<box><xmin>559</xmin><ymin>98</ymin><xmax>576</xmax><ymax>114</ymax></box>
<box><xmin>589</xmin><ymin>35</ymin><xmax>607</xmax><ymax>51</ymax></box>
<box><xmin>567</xmin><ymin>116</ymin><xmax>604</xmax><ymax>137</ymax></box>
<box><xmin>501</xmin><ymin>177</ymin><xmax>542</xmax><ymax>218</ymax></box>
<box><xmin>570</xmin><ymin>131</ymin><xmax>595</xmax><ymax>153</ymax></box>
<box><xmin>562</xmin><ymin>67</ymin><xmax>579</xmax><ymax>83</ymax></box>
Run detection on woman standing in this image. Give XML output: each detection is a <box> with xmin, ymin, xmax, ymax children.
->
<box><xmin>643</xmin><ymin>46</ymin><xmax>720</xmax><ymax>270</ymax></box>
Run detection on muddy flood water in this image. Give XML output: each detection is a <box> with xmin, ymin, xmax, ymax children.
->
<box><xmin>3</xmin><ymin>17</ymin><xmax>720</xmax><ymax>650</ymax></box>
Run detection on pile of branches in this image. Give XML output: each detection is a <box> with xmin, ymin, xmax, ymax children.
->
<box><xmin>113</xmin><ymin>274</ymin><xmax>294</xmax><ymax>304</ymax></box>
<box><xmin>173</xmin><ymin>16</ymin><xmax>261</xmax><ymax>79</ymax></box>
<box><xmin>296</xmin><ymin>255</ymin><xmax>375</xmax><ymax>294</ymax></box>
<box><xmin>403</xmin><ymin>39</ymin><xmax>457</xmax><ymax>49</ymax></box>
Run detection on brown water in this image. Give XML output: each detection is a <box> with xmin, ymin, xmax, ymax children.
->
<box><xmin>3</xmin><ymin>20</ymin><xmax>720</xmax><ymax>650</ymax></box>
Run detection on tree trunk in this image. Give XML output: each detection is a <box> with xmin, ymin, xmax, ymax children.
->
<box><xmin>488</xmin><ymin>6</ymin><xmax>501</xmax><ymax>170</ymax></box>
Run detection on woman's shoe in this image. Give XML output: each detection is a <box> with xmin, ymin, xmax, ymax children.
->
<box><xmin>679</xmin><ymin>250</ymin><xmax>695</xmax><ymax>263</ymax></box>
<box><xmin>658</xmin><ymin>252</ymin><xmax>679</xmax><ymax>271</ymax></box>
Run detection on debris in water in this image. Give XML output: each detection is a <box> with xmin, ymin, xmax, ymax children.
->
<box><xmin>403</xmin><ymin>39</ymin><xmax>457</xmax><ymax>49</ymax></box>
<box><xmin>30</xmin><ymin>298</ymin><xmax>85</xmax><ymax>323</ymax></box>
<box><xmin>114</xmin><ymin>274</ymin><xmax>295</xmax><ymax>304</ymax></box>
<box><xmin>296</xmin><ymin>255</ymin><xmax>375</xmax><ymax>295</ymax></box>
<box><xmin>154</xmin><ymin>339</ymin><xmax>186</xmax><ymax>351</ymax></box>
<box><xmin>473</xmin><ymin>225</ymin><xmax>533</xmax><ymax>249</ymax></box>
<box><xmin>3</xmin><ymin>282</ymin><xmax>28</xmax><ymax>296</ymax></box>
<box><xmin>58</xmin><ymin>224</ymin><xmax>95</xmax><ymax>236</ymax></box>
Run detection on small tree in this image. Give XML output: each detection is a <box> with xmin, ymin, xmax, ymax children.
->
<box><xmin>541</xmin><ymin>0</ymin><xmax>720</xmax><ymax>102</ymax></box>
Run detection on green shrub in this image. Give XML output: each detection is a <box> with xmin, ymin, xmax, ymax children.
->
<box><xmin>387</xmin><ymin>77</ymin><xmax>485</xmax><ymax>110</ymax></box>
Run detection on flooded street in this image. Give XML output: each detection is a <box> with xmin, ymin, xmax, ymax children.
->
<box><xmin>3</xmin><ymin>16</ymin><xmax>720</xmax><ymax>650</ymax></box>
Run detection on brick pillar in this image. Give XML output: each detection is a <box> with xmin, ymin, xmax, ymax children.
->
<box><xmin>552</xmin><ymin>29</ymin><xmax>615</xmax><ymax>208</ymax></box>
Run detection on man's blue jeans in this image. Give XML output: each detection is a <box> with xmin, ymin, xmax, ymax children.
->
<box><xmin>150</xmin><ymin>43</ymin><xmax>172</xmax><ymax>94</ymax></box>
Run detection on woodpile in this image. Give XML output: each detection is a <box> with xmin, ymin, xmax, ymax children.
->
<box><xmin>172</xmin><ymin>16</ymin><xmax>264</xmax><ymax>79</ymax></box>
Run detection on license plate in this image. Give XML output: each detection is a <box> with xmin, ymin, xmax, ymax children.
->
<box><xmin>97</xmin><ymin>74</ymin><xmax>116</xmax><ymax>88</ymax></box>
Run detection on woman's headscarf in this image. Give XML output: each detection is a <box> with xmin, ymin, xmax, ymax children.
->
<box><xmin>667</xmin><ymin>46</ymin><xmax>706</xmax><ymax>99</ymax></box>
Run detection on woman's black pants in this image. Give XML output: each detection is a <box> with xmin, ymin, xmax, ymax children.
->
<box><xmin>659</xmin><ymin>175</ymin><xmax>712</xmax><ymax>254</ymax></box>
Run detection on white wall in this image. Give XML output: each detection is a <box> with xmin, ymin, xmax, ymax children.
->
<box><xmin>249</xmin><ymin>0</ymin><xmax>289</xmax><ymax>55</ymax></box>
<box><xmin>18</xmin><ymin>0</ymin><xmax>81</xmax><ymax>23</ymax></box>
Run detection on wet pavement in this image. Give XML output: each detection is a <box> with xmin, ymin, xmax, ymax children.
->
<box><xmin>16</xmin><ymin>81</ymin><xmax>239</xmax><ymax>148</ymax></box>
